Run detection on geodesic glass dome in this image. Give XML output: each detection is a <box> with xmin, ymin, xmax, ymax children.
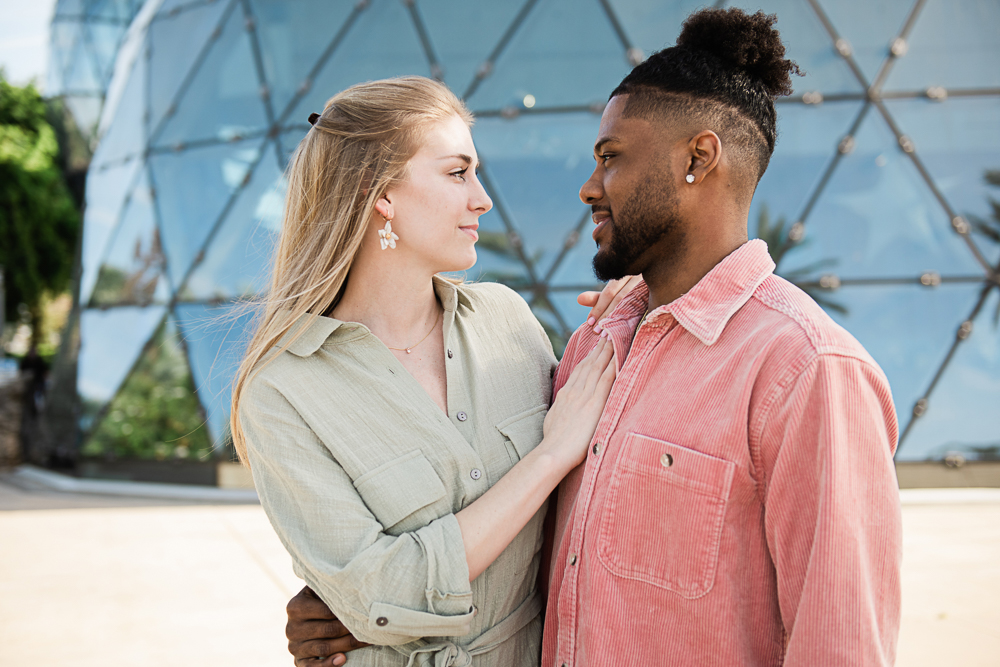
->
<box><xmin>77</xmin><ymin>0</ymin><xmax>1000</xmax><ymax>463</ymax></box>
<box><xmin>47</xmin><ymin>0</ymin><xmax>146</xmax><ymax>142</ymax></box>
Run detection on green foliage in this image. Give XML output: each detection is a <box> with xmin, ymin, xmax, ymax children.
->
<box><xmin>81</xmin><ymin>319</ymin><xmax>213</xmax><ymax>461</ymax></box>
<box><xmin>0</xmin><ymin>73</ymin><xmax>81</xmax><ymax>340</ymax></box>
<box><xmin>967</xmin><ymin>169</ymin><xmax>1000</xmax><ymax>325</ymax></box>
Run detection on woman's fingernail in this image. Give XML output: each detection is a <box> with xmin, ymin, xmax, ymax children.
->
<box><xmin>587</xmin><ymin>317</ymin><xmax>596</xmax><ymax>326</ymax></box>
<box><xmin>594</xmin><ymin>323</ymin><xmax>603</xmax><ymax>334</ymax></box>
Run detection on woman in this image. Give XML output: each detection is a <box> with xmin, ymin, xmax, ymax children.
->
<box><xmin>232</xmin><ymin>76</ymin><xmax>617</xmax><ymax>666</ymax></box>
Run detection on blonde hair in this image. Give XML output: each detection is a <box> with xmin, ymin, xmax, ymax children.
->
<box><xmin>230</xmin><ymin>76</ymin><xmax>473</xmax><ymax>464</ymax></box>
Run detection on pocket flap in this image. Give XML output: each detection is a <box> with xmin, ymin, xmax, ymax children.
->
<box><xmin>354</xmin><ymin>451</ymin><xmax>446</xmax><ymax>529</ymax></box>
<box><xmin>496</xmin><ymin>404</ymin><xmax>548</xmax><ymax>460</ymax></box>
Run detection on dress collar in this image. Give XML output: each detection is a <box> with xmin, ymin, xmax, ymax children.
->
<box><xmin>280</xmin><ymin>275</ymin><xmax>473</xmax><ymax>358</ymax></box>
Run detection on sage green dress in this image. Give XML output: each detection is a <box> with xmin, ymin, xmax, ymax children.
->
<box><xmin>241</xmin><ymin>277</ymin><xmax>557</xmax><ymax>667</ymax></box>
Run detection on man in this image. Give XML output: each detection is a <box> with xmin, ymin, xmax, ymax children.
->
<box><xmin>286</xmin><ymin>8</ymin><xmax>902</xmax><ymax>666</ymax></box>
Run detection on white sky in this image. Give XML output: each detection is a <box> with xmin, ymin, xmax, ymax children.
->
<box><xmin>0</xmin><ymin>0</ymin><xmax>59</xmax><ymax>91</ymax></box>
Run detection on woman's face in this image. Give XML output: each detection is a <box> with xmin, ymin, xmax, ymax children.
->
<box><xmin>381</xmin><ymin>114</ymin><xmax>492</xmax><ymax>273</ymax></box>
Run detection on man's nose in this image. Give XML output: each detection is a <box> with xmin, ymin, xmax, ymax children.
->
<box><xmin>579</xmin><ymin>169</ymin><xmax>603</xmax><ymax>205</ymax></box>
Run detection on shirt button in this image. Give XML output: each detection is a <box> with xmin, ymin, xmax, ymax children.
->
<box><xmin>376</xmin><ymin>616</ymin><xmax>388</xmax><ymax>627</ymax></box>
<box><xmin>456</xmin><ymin>411</ymin><xmax>468</xmax><ymax>421</ymax></box>
<box><xmin>470</xmin><ymin>468</ymin><xmax>482</xmax><ymax>480</ymax></box>
<box><xmin>447</xmin><ymin>348</ymin><xmax>453</xmax><ymax>358</ymax></box>
<box><xmin>592</xmin><ymin>442</ymin><xmax>601</xmax><ymax>456</ymax></box>
<box><xmin>569</xmin><ymin>553</ymin><xmax>578</xmax><ymax>565</ymax></box>
<box><xmin>661</xmin><ymin>452</ymin><xmax>674</xmax><ymax>467</ymax></box>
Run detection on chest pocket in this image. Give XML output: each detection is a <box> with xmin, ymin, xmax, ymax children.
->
<box><xmin>597</xmin><ymin>433</ymin><xmax>735</xmax><ymax>599</ymax></box>
<box><xmin>353</xmin><ymin>450</ymin><xmax>447</xmax><ymax>535</ymax></box>
<box><xmin>496</xmin><ymin>404</ymin><xmax>548</xmax><ymax>465</ymax></box>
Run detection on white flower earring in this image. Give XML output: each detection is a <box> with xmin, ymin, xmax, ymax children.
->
<box><xmin>378</xmin><ymin>216</ymin><xmax>398</xmax><ymax>250</ymax></box>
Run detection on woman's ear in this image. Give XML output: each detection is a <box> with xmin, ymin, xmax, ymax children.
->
<box><xmin>685</xmin><ymin>130</ymin><xmax>722</xmax><ymax>185</ymax></box>
<box><xmin>373</xmin><ymin>195</ymin><xmax>393</xmax><ymax>221</ymax></box>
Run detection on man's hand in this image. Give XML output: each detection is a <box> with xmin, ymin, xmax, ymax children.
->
<box><xmin>286</xmin><ymin>586</ymin><xmax>367</xmax><ymax>666</ymax></box>
<box><xmin>577</xmin><ymin>275</ymin><xmax>642</xmax><ymax>331</ymax></box>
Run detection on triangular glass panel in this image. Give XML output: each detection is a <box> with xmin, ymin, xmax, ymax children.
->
<box><xmin>779</xmin><ymin>111</ymin><xmax>983</xmax><ymax>279</ymax></box>
<box><xmin>85</xmin><ymin>21</ymin><xmax>125</xmax><ymax>88</ymax></box>
<box><xmin>820</xmin><ymin>281</ymin><xmax>986</xmax><ymax>438</ymax></box>
<box><xmin>64</xmin><ymin>29</ymin><xmax>103</xmax><ymax>94</ymax></box>
<box><xmin>899</xmin><ymin>285</ymin><xmax>1000</xmax><ymax>461</ymax></box>
<box><xmin>465</xmin><ymin>0</ymin><xmax>631</xmax><ymax>111</ymax></box>
<box><xmin>153</xmin><ymin>0</ymin><xmax>270</xmax><ymax>147</ymax></box>
<box><xmin>91</xmin><ymin>51</ymin><xmax>146</xmax><ymax>168</ymax></box>
<box><xmin>87</xmin><ymin>0</ymin><xmax>138</xmax><ymax>22</ymax></box>
<box><xmin>78</xmin><ymin>305</ymin><xmax>167</xmax><ymax>431</ymax></box>
<box><xmin>884</xmin><ymin>0</ymin><xmax>1000</xmax><ymax>91</ymax></box>
<box><xmin>64</xmin><ymin>95</ymin><xmax>104</xmax><ymax>140</ymax></box>
<box><xmin>751</xmin><ymin>101</ymin><xmax>868</xmax><ymax>238</ymax></box>
<box><xmin>466</xmin><ymin>204</ymin><xmax>535</xmax><ymax>290</ymax></box>
<box><xmin>472</xmin><ymin>113</ymin><xmax>602</xmax><ymax>280</ymax></box>
<box><xmin>54</xmin><ymin>0</ymin><xmax>86</xmax><ymax>17</ymax></box>
<box><xmin>89</xmin><ymin>168</ymin><xmax>169</xmax><ymax>308</ymax></box>
<box><xmin>80</xmin><ymin>315</ymin><xmax>214</xmax><ymax>461</ymax></box>
<box><xmin>80</xmin><ymin>158</ymin><xmax>143</xmax><ymax>304</ymax></box>
<box><xmin>817</xmin><ymin>0</ymin><xmax>916</xmax><ymax>85</ymax></box>
<box><xmin>595</xmin><ymin>0</ymin><xmax>705</xmax><ymax>57</ymax></box>
<box><xmin>286</xmin><ymin>0</ymin><xmax>430</xmax><ymax>125</ymax></box>
<box><xmin>726</xmin><ymin>0</ymin><xmax>866</xmax><ymax>95</ymax></box>
<box><xmin>278</xmin><ymin>127</ymin><xmax>307</xmax><ymax>166</ymax></box>
<box><xmin>884</xmin><ymin>97</ymin><xmax>1000</xmax><ymax>265</ymax></box>
<box><xmin>545</xmin><ymin>217</ymin><xmax>602</xmax><ymax>291</ymax></box>
<box><xmin>180</xmin><ymin>149</ymin><xmax>282</xmax><ymax>301</ymax></box>
<box><xmin>46</xmin><ymin>22</ymin><xmax>79</xmax><ymax>94</ymax></box>
<box><xmin>174</xmin><ymin>302</ymin><xmax>257</xmax><ymax>445</ymax></box>
<box><xmin>149</xmin><ymin>137</ymin><xmax>266</xmax><ymax>286</ymax></box>
<box><xmin>147</xmin><ymin>0</ymin><xmax>231</xmax><ymax>134</ymax></box>
<box><xmin>245</xmin><ymin>0</ymin><xmax>356</xmax><ymax>121</ymax></box>
<box><xmin>417</xmin><ymin>1</ymin><xmax>531</xmax><ymax>97</ymax></box>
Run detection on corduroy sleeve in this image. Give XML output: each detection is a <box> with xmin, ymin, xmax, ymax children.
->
<box><xmin>756</xmin><ymin>353</ymin><xmax>902</xmax><ymax>667</ymax></box>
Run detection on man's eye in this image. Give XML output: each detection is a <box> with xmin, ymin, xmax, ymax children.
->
<box><xmin>598</xmin><ymin>153</ymin><xmax>614</xmax><ymax>163</ymax></box>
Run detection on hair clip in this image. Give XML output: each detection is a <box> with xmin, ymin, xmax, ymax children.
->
<box><xmin>307</xmin><ymin>112</ymin><xmax>320</xmax><ymax>125</ymax></box>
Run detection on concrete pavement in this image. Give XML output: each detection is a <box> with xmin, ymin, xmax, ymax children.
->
<box><xmin>1</xmin><ymin>470</ymin><xmax>998</xmax><ymax>667</ymax></box>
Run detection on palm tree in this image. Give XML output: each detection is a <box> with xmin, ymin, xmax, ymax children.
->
<box><xmin>967</xmin><ymin>169</ymin><xmax>1000</xmax><ymax>325</ymax></box>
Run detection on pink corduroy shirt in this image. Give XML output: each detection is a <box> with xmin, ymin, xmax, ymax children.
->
<box><xmin>541</xmin><ymin>240</ymin><xmax>902</xmax><ymax>667</ymax></box>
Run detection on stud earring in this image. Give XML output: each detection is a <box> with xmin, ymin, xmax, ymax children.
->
<box><xmin>685</xmin><ymin>174</ymin><xmax>695</xmax><ymax>184</ymax></box>
<box><xmin>378</xmin><ymin>217</ymin><xmax>398</xmax><ymax>250</ymax></box>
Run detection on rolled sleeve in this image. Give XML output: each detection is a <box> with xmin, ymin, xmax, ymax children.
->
<box><xmin>756</xmin><ymin>353</ymin><xmax>902</xmax><ymax>666</ymax></box>
<box><xmin>241</xmin><ymin>378</ymin><xmax>474</xmax><ymax>645</ymax></box>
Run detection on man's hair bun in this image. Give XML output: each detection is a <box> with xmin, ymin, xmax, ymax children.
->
<box><xmin>676</xmin><ymin>8</ymin><xmax>799</xmax><ymax>98</ymax></box>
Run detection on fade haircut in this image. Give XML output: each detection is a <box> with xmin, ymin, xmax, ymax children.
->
<box><xmin>611</xmin><ymin>8</ymin><xmax>799</xmax><ymax>187</ymax></box>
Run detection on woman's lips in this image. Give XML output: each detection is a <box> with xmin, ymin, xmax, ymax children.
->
<box><xmin>460</xmin><ymin>224</ymin><xmax>479</xmax><ymax>241</ymax></box>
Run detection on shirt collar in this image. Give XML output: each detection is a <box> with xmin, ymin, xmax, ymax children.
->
<box><xmin>604</xmin><ymin>239</ymin><xmax>775</xmax><ymax>346</ymax></box>
<box><xmin>280</xmin><ymin>275</ymin><xmax>473</xmax><ymax>358</ymax></box>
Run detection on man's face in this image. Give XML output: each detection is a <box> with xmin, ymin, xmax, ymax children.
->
<box><xmin>581</xmin><ymin>95</ymin><xmax>686</xmax><ymax>281</ymax></box>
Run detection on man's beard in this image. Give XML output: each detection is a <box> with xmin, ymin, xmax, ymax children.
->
<box><xmin>592</xmin><ymin>174</ymin><xmax>684</xmax><ymax>282</ymax></box>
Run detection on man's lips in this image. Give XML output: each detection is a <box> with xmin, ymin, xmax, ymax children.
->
<box><xmin>592</xmin><ymin>212</ymin><xmax>611</xmax><ymax>242</ymax></box>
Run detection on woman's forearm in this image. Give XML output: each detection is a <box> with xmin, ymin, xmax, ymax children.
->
<box><xmin>456</xmin><ymin>444</ymin><xmax>569</xmax><ymax>581</ymax></box>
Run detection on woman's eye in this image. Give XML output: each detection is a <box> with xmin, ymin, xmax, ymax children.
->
<box><xmin>450</xmin><ymin>169</ymin><xmax>468</xmax><ymax>180</ymax></box>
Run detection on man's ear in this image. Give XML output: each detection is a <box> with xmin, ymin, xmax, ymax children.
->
<box><xmin>684</xmin><ymin>130</ymin><xmax>722</xmax><ymax>185</ymax></box>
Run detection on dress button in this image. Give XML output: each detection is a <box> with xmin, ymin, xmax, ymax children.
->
<box><xmin>660</xmin><ymin>452</ymin><xmax>674</xmax><ymax>467</ymax></box>
<box><xmin>569</xmin><ymin>553</ymin><xmax>578</xmax><ymax>565</ymax></box>
<box><xmin>592</xmin><ymin>442</ymin><xmax>601</xmax><ymax>456</ymax></box>
<box><xmin>456</xmin><ymin>411</ymin><xmax>468</xmax><ymax>421</ymax></box>
<box><xmin>376</xmin><ymin>616</ymin><xmax>388</xmax><ymax>627</ymax></box>
<box><xmin>470</xmin><ymin>468</ymin><xmax>482</xmax><ymax>480</ymax></box>
<box><xmin>447</xmin><ymin>348</ymin><xmax>453</xmax><ymax>358</ymax></box>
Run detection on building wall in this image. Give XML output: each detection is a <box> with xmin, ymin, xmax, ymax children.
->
<box><xmin>68</xmin><ymin>0</ymin><xmax>1000</xmax><ymax>463</ymax></box>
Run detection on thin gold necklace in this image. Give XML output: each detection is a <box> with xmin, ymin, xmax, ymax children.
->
<box><xmin>386</xmin><ymin>309</ymin><xmax>442</xmax><ymax>354</ymax></box>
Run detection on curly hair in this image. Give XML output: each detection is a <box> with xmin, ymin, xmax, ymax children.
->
<box><xmin>611</xmin><ymin>8</ymin><xmax>800</xmax><ymax>185</ymax></box>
